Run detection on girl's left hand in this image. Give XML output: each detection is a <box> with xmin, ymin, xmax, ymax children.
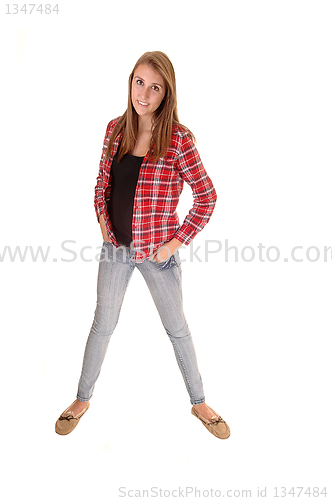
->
<box><xmin>151</xmin><ymin>238</ymin><xmax>182</xmax><ymax>263</ymax></box>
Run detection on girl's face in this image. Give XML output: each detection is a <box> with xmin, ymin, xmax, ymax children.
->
<box><xmin>131</xmin><ymin>64</ymin><xmax>166</xmax><ymax>122</ymax></box>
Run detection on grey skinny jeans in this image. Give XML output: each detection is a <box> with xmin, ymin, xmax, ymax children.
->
<box><xmin>76</xmin><ymin>241</ymin><xmax>205</xmax><ymax>405</ymax></box>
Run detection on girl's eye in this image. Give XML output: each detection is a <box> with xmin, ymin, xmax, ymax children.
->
<box><xmin>135</xmin><ymin>79</ymin><xmax>159</xmax><ymax>91</ymax></box>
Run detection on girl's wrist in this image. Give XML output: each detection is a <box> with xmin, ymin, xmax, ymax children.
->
<box><xmin>169</xmin><ymin>237</ymin><xmax>183</xmax><ymax>251</ymax></box>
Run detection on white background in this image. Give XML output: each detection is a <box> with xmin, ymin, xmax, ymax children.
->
<box><xmin>0</xmin><ymin>1</ymin><xmax>331</xmax><ymax>499</ymax></box>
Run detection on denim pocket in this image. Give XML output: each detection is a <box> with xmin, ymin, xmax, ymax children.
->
<box><xmin>151</xmin><ymin>253</ymin><xmax>178</xmax><ymax>270</ymax></box>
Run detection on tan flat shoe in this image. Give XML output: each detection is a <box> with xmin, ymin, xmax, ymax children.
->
<box><xmin>55</xmin><ymin>401</ymin><xmax>90</xmax><ymax>435</ymax></box>
<box><xmin>191</xmin><ymin>404</ymin><xmax>230</xmax><ymax>439</ymax></box>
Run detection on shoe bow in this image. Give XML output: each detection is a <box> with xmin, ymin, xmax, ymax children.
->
<box><xmin>208</xmin><ymin>414</ymin><xmax>225</xmax><ymax>425</ymax></box>
<box><xmin>58</xmin><ymin>413</ymin><xmax>77</xmax><ymax>421</ymax></box>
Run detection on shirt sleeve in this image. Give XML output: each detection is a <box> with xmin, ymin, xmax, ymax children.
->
<box><xmin>94</xmin><ymin>121</ymin><xmax>112</xmax><ymax>223</ymax></box>
<box><xmin>173</xmin><ymin>132</ymin><xmax>217</xmax><ymax>245</ymax></box>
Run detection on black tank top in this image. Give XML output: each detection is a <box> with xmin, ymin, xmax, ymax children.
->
<box><xmin>106</xmin><ymin>149</ymin><xmax>144</xmax><ymax>247</ymax></box>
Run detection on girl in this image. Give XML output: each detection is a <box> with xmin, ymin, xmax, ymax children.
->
<box><xmin>55</xmin><ymin>51</ymin><xmax>230</xmax><ymax>440</ymax></box>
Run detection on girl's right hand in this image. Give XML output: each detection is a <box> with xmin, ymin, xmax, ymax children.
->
<box><xmin>99</xmin><ymin>214</ymin><xmax>111</xmax><ymax>243</ymax></box>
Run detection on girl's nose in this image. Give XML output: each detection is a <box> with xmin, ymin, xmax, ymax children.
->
<box><xmin>140</xmin><ymin>88</ymin><xmax>149</xmax><ymax>101</ymax></box>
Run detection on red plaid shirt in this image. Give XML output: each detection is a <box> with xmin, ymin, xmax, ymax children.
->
<box><xmin>94</xmin><ymin>117</ymin><xmax>217</xmax><ymax>262</ymax></box>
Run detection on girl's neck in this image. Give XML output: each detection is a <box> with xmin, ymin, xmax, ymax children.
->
<box><xmin>137</xmin><ymin>115</ymin><xmax>153</xmax><ymax>134</ymax></box>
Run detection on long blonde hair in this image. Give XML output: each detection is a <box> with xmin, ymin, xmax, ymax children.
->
<box><xmin>105</xmin><ymin>51</ymin><xmax>195</xmax><ymax>164</ymax></box>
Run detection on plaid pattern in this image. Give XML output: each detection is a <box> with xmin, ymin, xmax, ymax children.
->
<box><xmin>94</xmin><ymin>117</ymin><xmax>217</xmax><ymax>262</ymax></box>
